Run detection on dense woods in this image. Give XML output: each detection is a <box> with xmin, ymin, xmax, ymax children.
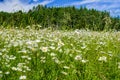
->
<box><xmin>0</xmin><ymin>5</ymin><xmax>120</xmax><ymax>31</ymax></box>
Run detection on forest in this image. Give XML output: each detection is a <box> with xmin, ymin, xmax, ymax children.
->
<box><xmin>1</xmin><ymin>5</ymin><xmax>120</xmax><ymax>80</ymax></box>
<box><xmin>0</xmin><ymin>5</ymin><xmax>120</xmax><ymax>31</ymax></box>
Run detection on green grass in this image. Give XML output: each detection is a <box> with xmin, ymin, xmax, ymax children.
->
<box><xmin>0</xmin><ymin>29</ymin><xmax>120</xmax><ymax>80</ymax></box>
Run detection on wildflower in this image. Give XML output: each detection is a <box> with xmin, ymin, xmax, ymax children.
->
<box><xmin>21</xmin><ymin>56</ymin><xmax>31</xmax><ymax>60</ymax></box>
<box><xmin>65</xmin><ymin>49</ymin><xmax>70</xmax><ymax>55</ymax></box>
<box><xmin>0</xmin><ymin>74</ymin><xmax>2</xmax><ymax>77</ymax></box>
<box><xmin>40</xmin><ymin>57</ymin><xmax>46</xmax><ymax>60</ymax></box>
<box><xmin>5</xmin><ymin>72</ymin><xmax>10</xmax><ymax>75</ymax></box>
<box><xmin>9</xmin><ymin>55</ymin><xmax>16</xmax><ymax>60</ymax></box>
<box><xmin>27</xmin><ymin>57</ymin><xmax>31</xmax><ymax>60</ymax></box>
<box><xmin>81</xmin><ymin>59</ymin><xmax>88</xmax><ymax>63</ymax></box>
<box><xmin>81</xmin><ymin>45</ymin><xmax>87</xmax><ymax>49</ymax></box>
<box><xmin>54</xmin><ymin>58</ymin><xmax>60</xmax><ymax>64</ymax></box>
<box><xmin>40</xmin><ymin>47</ymin><xmax>48</xmax><ymax>52</ymax></box>
<box><xmin>35</xmin><ymin>40</ymin><xmax>40</xmax><ymax>43</ymax></box>
<box><xmin>58</xmin><ymin>40</ymin><xmax>64</xmax><ymax>47</ymax></box>
<box><xmin>26</xmin><ymin>67</ymin><xmax>31</xmax><ymax>71</ymax></box>
<box><xmin>50</xmin><ymin>53</ymin><xmax>56</xmax><ymax>57</ymax></box>
<box><xmin>108</xmin><ymin>51</ymin><xmax>113</xmax><ymax>56</ymax></box>
<box><xmin>117</xmin><ymin>62</ymin><xmax>120</xmax><ymax>69</ymax></box>
<box><xmin>31</xmin><ymin>48</ymin><xmax>36</xmax><ymax>52</ymax></box>
<box><xmin>21</xmin><ymin>56</ymin><xmax>27</xmax><ymax>59</ymax></box>
<box><xmin>23</xmin><ymin>66</ymin><xmax>31</xmax><ymax>72</ymax></box>
<box><xmin>1</xmin><ymin>48</ymin><xmax>7</xmax><ymax>52</ymax></box>
<box><xmin>40</xmin><ymin>59</ymin><xmax>46</xmax><ymax>63</ymax></box>
<box><xmin>18</xmin><ymin>49</ymin><xmax>27</xmax><ymax>54</ymax></box>
<box><xmin>40</xmin><ymin>57</ymin><xmax>46</xmax><ymax>63</ymax></box>
<box><xmin>49</xmin><ymin>46</ymin><xmax>55</xmax><ymax>50</ymax></box>
<box><xmin>61</xmin><ymin>71</ymin><xmax>68</xmax><ymax>75</ymax></box>
<box><xmin>6</xmin><ymin>64</ymin><xmax>10</xmax><ymax>67</ymax></box>
<box><xmin>17</xmin><ymin>67</ymin><xmax>22</xmax><ymax>72</ymax></box>
<box><xmin>118</xmin><ymin>38</ymin><xmax>120</xmax><ymax>41</ymax></box>
<box><xmin>0</xmin><ymin>71</ymin><xmax>2</xmax><ymax>74</ymax></box>
<box><xmin>19</xmin><ymin>75</ymin><xmax>26</xmax><ymax>80</ymax></box>
<box><xmin>17</xmin><ymin>63</ymin><xmax>26</xmax><ymax>68</ymax></box>
<box><xmin>59</xmin><ymin>49</ymin><xmax>63</xmax><ymax>53</ymax></box>
<box><xmin>52</xmin><ymin>57</ymin><xmax>60</xmax><ymax>64</ymax></box>
<box><xmin>13</xmin><ymin>42</ymin><xmax>19</xmax><ymax>47</ymax></box>
<box><xmin>26</xmin><ymin>25</ymin><xmax>30</xmax><ymax>29</ymax></box>
<box><xmin>11</xmin><ymin>67</ymin><xmax>17</xmax><ymax>71</ymax></box>
<box><xmin>108</xmin><ymin>54</ymin><xmax>112</xmax><ymax>57</ymax></box>
<box><xmin>70</xmin><ymin>44</ymin><xmax>73</xmax><ymax>46</ymax></box>
<box><xmin>99</xmin><ymin>41</ymin><xmax>106</xmax><ymax>45</ymax></box>
<box><xmin>98</xmin><ymin>56</ymin><xmax>107</xmax><ymax>62</ymax></box>
<box><xmin>63</xmin><ymin>66</ymin><xmax>70</xmax><ymax>69</ymax></box>
<box><xmin>0</xmin><ymin>52</ymin><xmax>2</xmax><ymax>55</ymax></box>
<box><xmin>100</xmin><ymin>51</ymin><xmax>105</xmax><ymax>54</ymax></box>
<box><xmin>75</xmin><ymin>54</ymin><xmax>82</xmax><ymax>60</ymax></box>
<box><xmin>75</xmin><ymin>29</ymin><xmax>80</xmax><ymax>34</ymax></box>
<box><xmin>26</xmin><ymin>41</ymin><xmax>32</xmax><ymax>45</ymax></box>
<box><xmin>69</xmin><ymin>54</ymin><xmax>73</xmax><ymax>57</ymax></box>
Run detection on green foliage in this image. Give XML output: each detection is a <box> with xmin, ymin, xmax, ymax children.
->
<box><xmin>0</xmin><ymin>5</ymin><xmax>120</xmax><ymax>31</ymax></box>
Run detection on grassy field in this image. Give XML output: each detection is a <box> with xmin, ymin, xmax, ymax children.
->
<box><xmin>0</xmin><ymin>29</ymin><xmax>120</xmax><ymax>80</ymax></box>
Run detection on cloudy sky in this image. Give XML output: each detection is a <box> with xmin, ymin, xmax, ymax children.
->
<box><xmin>0</xmin><ymin>0</ymin><xmax>120</xmax><ymax>17</ymax></box>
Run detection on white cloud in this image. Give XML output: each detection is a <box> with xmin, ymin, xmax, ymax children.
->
<box><xmin>39</xmin><ymin>0</ymin><xmax>54</xmax><ymax>5</ymax></box>
<box><xmin>84</xmin><ymin>1</ymin><xmax>120</xmax><ymax>16</ymax></box>
<box><xmin>0</xmin><ymin>0</ymin><xmax>54</xmax><ymax>12</ymax></box>
<box><xmin>64</xmin><ymin>0</ymin><xmax>100</xmax><ymax>6</ymax></box>
<box><xmin>33</xmin><ymin>0</ymin><xmax>39</xmax><ymax>2</ymax></box>
<box><xmin>0</xmin><ymin>0</ymin><xmax>120</xmax><ymax>16</ymax></box>
<box><xmin>63</xmin><ymin>0</ymin><xmax>120</xmax><ymax>16</ymax></box>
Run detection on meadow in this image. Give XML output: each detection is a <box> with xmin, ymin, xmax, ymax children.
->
<box><xmin>0</xmin><ymin>28</ymin><xmax>120</xmax><ymax>80</ymax></box>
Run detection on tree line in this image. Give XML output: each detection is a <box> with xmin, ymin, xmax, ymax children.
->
<box><xmin>0</xmin><ymin>5</ymin><xmax>120</xmax><ymax>31</ymax></box>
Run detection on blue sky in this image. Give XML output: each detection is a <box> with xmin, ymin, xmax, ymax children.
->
<box><xmin>0</xmin><ymin>0</ymin><xmax>120</xmax><ymax>17</ymax></box>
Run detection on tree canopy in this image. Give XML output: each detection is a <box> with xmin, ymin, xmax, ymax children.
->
<box><xmin>0</xmin><ymin>5</ymin><xmax>120</xmax><ymax>31</ymax></box>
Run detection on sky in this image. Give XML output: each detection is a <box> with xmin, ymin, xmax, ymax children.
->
<box><xmin>0</xmin><ymin>0</ymin><xmax>120</xmax><ymax>17</ymax></box>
